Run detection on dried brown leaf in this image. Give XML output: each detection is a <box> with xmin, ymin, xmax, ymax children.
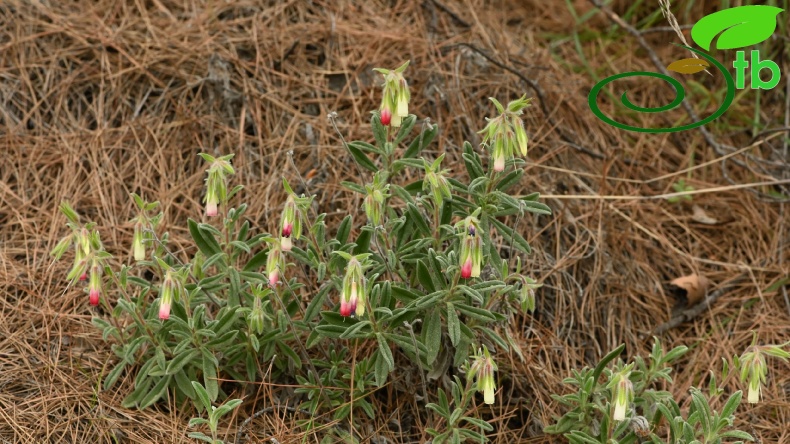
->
<box><xmin>670</xmin><ymin>274</ymin><xmax>710</xmax><ymax>306</ymax></box>
<box><xmin>691</xmin><ymin>205</ymin><xmax>719</xmax><ymax>225</ymax></box>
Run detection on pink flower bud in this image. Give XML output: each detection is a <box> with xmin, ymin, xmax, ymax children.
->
<box><xmin>159</xmin><ymin>302</ymin><xmax>171</xmax><ymax>320</ymax></box>
<box><xmin>268</xmin><ymin>269</ymin><xmax>279</xmax><ymax>287</ymax></box>
<box><xmin>206</xmin><ymin>201</ymin><xmax>218</xmax><ymax>217</ymax></box>
<box><xmin>494</xmin><ymin>154</ymin><xmax>505</xmax><ymax>172</ymax></box>
<box><xmin>381</xmin><ymin>107</ymin><xmax>392</xmax><ymax>126</ymax></box>
<box><xmin>461</xmin><ymin>257</ymin><xmax>473</xmax><ymax>279</ymax></box>
<box><xmin>340</xmin><ymin>300</ymin><xmax>352</xmax><ymax>317</ymax></box>
<box><xmin>89</xmin><ymin>288</ymin><xmax>100</xmax><ymax>306</ymax></box>
<box><xmin>281</xmin><ymin>223</ymin><xmax>293</xmax><ymax>238</ymax></box>
<box><xmin>89</xmin><ymin>263</ymin><xmax>102</xmax><ymax>305</ymax></box>
<box><xmin>79</xmin><ymin>273</ymin><xmax>88</xmax><ymax>281</ymax></box>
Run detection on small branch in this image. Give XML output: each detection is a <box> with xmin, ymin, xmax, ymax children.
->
<box><xmin>425</xmin><ymin>0</ymin><xmax>470</xmax><ymax>28</ymax></box>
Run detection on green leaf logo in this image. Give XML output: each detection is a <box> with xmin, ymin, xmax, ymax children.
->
<box><xmin>691</xmin><ymin>5</ymin><xmax>784</xmax><ymax>51</ymax></box>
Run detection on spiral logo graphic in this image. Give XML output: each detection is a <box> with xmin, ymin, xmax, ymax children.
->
<box><xmin>588</xmin><ymin>6</ymin><xmax>784</xmax><ymax>133</ymax></box>
<box><xmin>588</xmin><ymin>46</ymin><xmax>735</xmax><ymax>133</ymax></box>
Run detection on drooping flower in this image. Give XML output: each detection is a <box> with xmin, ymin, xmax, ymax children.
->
<box><xmin>248</xmin><ymin>295</ymin><xmax>266</xmax><ymax>335</ymax></box>
<box><xmin>339</xmin><ymin>299</ymin><xmax>352</xmax><ymax>317</ymax></box>
<box><xmin>422</xmin><ymin>153</ymin><xmax>452</xmax><ymax>209</ymax></box>
<box><xmin>200</xmin><ymin>153</ymin><xmax>235</xmax><ymax>218</ymax></box>
<box><xmin>396</xmin><ymin>81</ymin><xmax>409</xmax><ymax>119</ymax></box>
<box><xmin>363</xmin><ymin>172</ymin><xmax>390</xmax><ymax>226</ymax></box>
<box><xmin>520</xmin><ymin>276</ymin><xmax>541</xmax><ymax>313</ymax></box>
<box><xmin>280</xmin><ymin>194</ymin><xmax>299</xmax><ymax>252</ymax></box>
<box><xmin>267</xmin><ymin>242</ymin><xmax>284</xmax><ymax>287</ymax></box>
<box><xmin>88</xmin><ymin>261</ymin><xmax>101</xmax><ymax>306</ymax></box>
<box><xmin>133</xmin><ymin>221</ymin><xmax>145</xmax><ymax>261</ymax></box>
<box><xmin>159</xmin><ymin>270</ymin><xmax>177</xmax><ymax>320</ymax></box>
<box><xmin>739</xmin><ymin>345</ymin><xmax>768</xmax><ymax>404</ymax></box>
<box><xmin>461</xmin><ymin>257</ymin><xmax>473</xmax><ymax>279</ymax></box>
<box><xmin>380</xmin><ymin>106</ymin><xmax>392</xmax><ymax>126</ymax></box>
<box><xmin>72</xmin><ymin>228</ymin><xmax>91</xmax><ymax>281</ymax></box>
<box><xmin>514</xmin><ymin>119</ymin><xmax>529</xmax><ymax>157</ymax></box>
<box><xmin>458</xmin><ymin>216</ymin><xmax>483</xmax><ymax>279</ymax></box>
<box><xmin>206</xmin><ymin>190</ymin><xmax>218</xmax><ymax>217</ymax></box>
<box><xmin>340</xmin><ymin>256</ymin><xmax>367</xmax><ymax>317</ymax></box>
<box><xmin>374</xmin><ymin>61</ymin><xmax>410</xmax><ymax>128</ymax></box>
<box><xmin>478</xmin><ymin>95</ymin><xmax>533</xmax><ymax>173</ymax></box>
<box><xmin>610</xmin><ymin>370</ymin><xmax>634</xmax><ymax>421</ymax></box>
<box><xmin>469</xmin><ymin>346</ymin><xmax>498</xmax><ymax>405</ymax></box>
<box><xmin>159</xmin><ymin>300</ymin><xmax>171</xmax><ymax>320</ymax></box>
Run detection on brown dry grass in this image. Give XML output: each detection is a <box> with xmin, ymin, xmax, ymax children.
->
<box><xmin>1</xmin><ymin>0</ymin><xmax>789</xmax><ymax>442</ymax></box>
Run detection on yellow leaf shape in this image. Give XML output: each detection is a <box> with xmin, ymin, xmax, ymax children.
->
<box><xmin>666</xmin><ymin>58</ymin><xmax>710</xmax><ymax>74</ymax></box>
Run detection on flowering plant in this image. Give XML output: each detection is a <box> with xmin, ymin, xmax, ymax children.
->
<box><xmin>546</xmin><ymin>338</ymin><xmax>756</xmax><ymax>443</ymax></box>
<box><xmin>51</xmin><ymin>61</ymin><xmax>548</xmax><ymax>441</ymax></box>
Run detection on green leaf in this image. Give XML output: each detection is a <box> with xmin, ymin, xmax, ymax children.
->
<box><xmin>339</xmin><ymin>320</ymin><xmax>373</xmax><ymax>339</ymax></box>
<box><xmin>352</xmin><ymin>228</ymin><xmax>372</xmax><ymax>255</ymax></box>
<box><xmin>202</xmin><ymin>354</ymin><xmax>219</xmax><ymax>402</ymax></box>
<box><xmin>341</xmin><ymin>180</ymin><xmax>366</xmax><ymax>195</ymax></box>
<box><xmin>103</xmin><ymin>361</ymin><xmax>126</xmax><ymax>391</ymax></box>
<box><xmin>461</xmin><ymin>416</ymin><xmax>493</xmax><ymax>431</ymax></box>
<box><xmin>139</xmin><ymin>376</ymin><xmax>171</xmax><ymax>409</ymax></box>
<box><xmin>721</xmin><ymin>390</ymin><xmax>743</xmax><ymax>419</ymax></box>
<box><xmin>166</xmin><ymin>349</ymin><xmax>200</xmax><ymax>375</ymax></box>
<box><xmin>191</xmin><ymin>381</ymin><xmax>212</xmax><ymax>410</ymax></box>
<box><xmin>691</xmin><ymin>6</ymin><xmax>784</xmax><ymax>51</ymax></box>
<box><xmin>122</xmin><ymin>375</ymin><xmax>151</xmax><ymax>408</ymax></box>
<box><xmin>406</xmin><ymin>203</ymin><xmax>432</xmax><ymax>237</ymax></box>
<box><xmin>592</xmin><ymin>344</ymin><xmax>625</xmax><ymax>381</ymax></box>
<box><xmin>394</xmin><ymin>115</ymin><xmax>417</xmax><ymax>144</ymax></box>
<box><xmin>489</xmin><ymin>217</ymin><xmax>531</xmax><ymax>254</ymax></box>
<box><xmin>188</xmin><ymin>418</ymin><xmax>209</xmax><ymax>427</ymax></box>
<box><xmin>462</xmin><ymin>153</ymin><xmax>484</xmax><ymax>181</ymax></box>
<box><xmin>304</xmin><ymin>285</ymin><xmax>330</xmax><ymax>322</ymax></box>
<box><xmin>454</xmin><ymin>303</ymin><xmax>496</xmax><ymax>322</ymax></box>
<box><xmin>377</xmin><ymin>333</ymin><xmax>395</xmax><ymax>371</ymax></box>
<box><xmin>495</xmin><ymin>169</ymin><xmax>523</xmax><ymax>192</ymax></box>
<box><xmin>391</xmin><ymin>285</ymin><xmax>421</xmax><ymax>303</ymax></box>
<box><xmin>446</xmin><ymin>303</ymin><xmax>460</xmax><ymax>347</ymax></box>
<box><xmin>392</xmin><ymin>158</ymin><xmax>425</xmax><ymax>171</ymax></box>
<box><xmin>522</xmin><ymin>200</ymin><xmax>552</xmax><ymax>215</ymax></box>
<box><xmin>188</xmin><ymin>219</ymin><xmax>221</xmax><ymax>257</ymax></box>
<box><xmin>215</xmin><ymin>399</ymin><xmax>243</xmax><ymax>418</ymax></box>
<box><xmin>277</xmin><ymin>341</ymin><xmax>303</xmax><ymax>369</ymax></box>
<box><xmin>175</xmin><ymin>370</ymin><xmax>197</xmax><ymax>400</ymax></box>
<box><xmin>488</xmin><ymin>97</ymin><xmax>504</xmax><ymax>113</ymax></box>
<box><xmin>348</xmin><ymin>141</ymin><xmax>382</xmax><ymax>155</ymax></box>
<box><xmin>187</xmin><ymin>432</ymin><xmax>215</xmax><ymax>443</ymax></box>
<box><xmin>416</xmin><ymin>260</ymin><xmax>436</xmax><ymax>293</ymax></box>
<box><xmin>424</xmin><ymin>309</ymin><xmax>442</xmax><ymax>365</ymax></box>
<box><xmin>372</xmin><ymin>113</ymin><xmax>387</xmax><ymax>149</ymax></box>
<box><xmin>346</xmin><ymin>140</ymin><xmax>378</xmax><ymax>172</ymax></box>
<box><xmin>230</xmin><ymin>240</ymin><xmax>251</xmax><ymax>254</ymax></box>
<box><xmin>718</xmin><ymin>430</ymin><xmax>754</xmax><ymax>440</ymax></box>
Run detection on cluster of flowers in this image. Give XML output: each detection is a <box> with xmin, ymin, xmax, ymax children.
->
<box><xmin>50</xmin><ymin>203</ymin><xmax>107</xmax><ymax>307</ymax></box>
<box><xmin>738</xmin><ymin>339</ymin><xmax>790</xmax><ymax>404</ymax></box>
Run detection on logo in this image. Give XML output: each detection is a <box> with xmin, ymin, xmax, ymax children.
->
<box><xmin>589</xmin><ymin>5</ymin><xmax>784</xmax><ymax>133</ymax></box>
